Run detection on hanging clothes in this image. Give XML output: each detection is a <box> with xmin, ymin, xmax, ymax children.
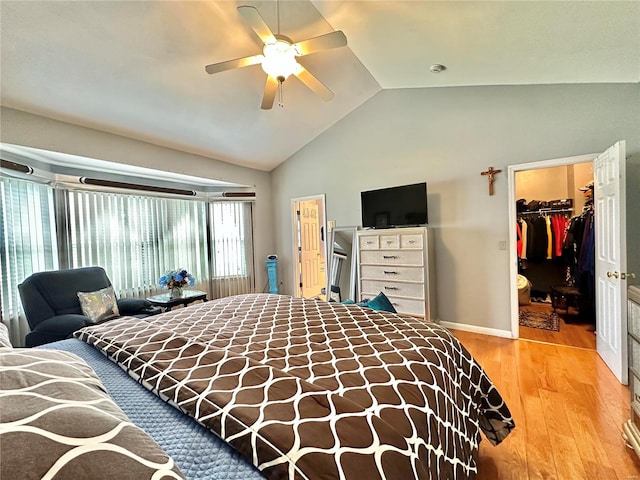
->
<box><xmin>551</xmin><ymin>214</ymin><xmax>567</xmax><ymax>258</ymax></box>
<box><xmin>518</xmin><ymin>218</ymin><xmax>528</xmax><ymax>259</ymax></box>
<box><xmin>529</xmin><ymin>216</ymin><xmax>548</xmax><ymax>262</ymax></box>
<box><xmin>516</xmin><ymin>221</ymin><xmax>523</xmax><ymax>258</ymax></box>
<box><xmin>560</xmin><ymin>206</ymin><xmax>595</xmax><ymax>322</ymax></box>
<box><xmin>545</xmin><ymin>216</ymin><xmax>553</xmax><ymax>260</ymax></box>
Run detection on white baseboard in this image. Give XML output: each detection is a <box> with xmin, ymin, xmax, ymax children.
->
<box><xmin>438</xmin><ymin>320</ymin><xmax>514</xmax><ymax>339</ymax></box>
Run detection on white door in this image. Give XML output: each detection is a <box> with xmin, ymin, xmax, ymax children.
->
<box><xmin>595</xmin><ymin>141</ymin><xmax>628</xmax><ymax>384</ymax></box>
<box><xmin>291</xmin><ymin>195</ymin><xmax>327</xmax><ymax>300</ymax></box>
<box><xmin>299</xmin><ymin>201</ymin><xmax>324</xmax><ymax>299</ymax></box>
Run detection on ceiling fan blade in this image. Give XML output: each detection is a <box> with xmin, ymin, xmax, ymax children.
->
<box><xmin>261</xmin><ymin>75</ymin><xmax>279</xmax><ymax>110</ymax></box>
<box><xmin>237</xmin><ymin>6</ymin><xmax>276</xmax><ymax>45</ymax></box>
<box><xmin>205</xmin><ymin>54</ymin><xmax>264</xmax><ymax>75</ymax></box>
<box><xmin>293</xmin><ymin>31</ymin><xmax>347</xmax><ymax>56</ymax></box>
<box><xmin>294</xmin><ymin>66</ymin><xmax>334</xmax><ymax>101</ymax></box>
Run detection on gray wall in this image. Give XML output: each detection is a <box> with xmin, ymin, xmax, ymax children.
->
<box><xmin>271</xmin><ymin>83</ymin><xmax>640</xmax><ymax>333</ymax></box>
<box><xmin>0</xmin><ymin>107</ymin><xmax>275</xmax><ymax>291</ymax></box>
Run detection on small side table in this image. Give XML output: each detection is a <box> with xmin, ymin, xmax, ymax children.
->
<box><xmin>147</xmin><ymin>289</ymin><xmax>208</xmax><ymax>312</ymax></box>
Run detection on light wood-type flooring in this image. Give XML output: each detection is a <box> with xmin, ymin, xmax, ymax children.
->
<box><xmin>450</xmin><ymin>329</ymin><xmax>640</xmax><ymax>480</ymax></box>
<box><xmin>519</xmin><ymin>302</ymin><xmax>596</xmax><ymax>350</ymax></box>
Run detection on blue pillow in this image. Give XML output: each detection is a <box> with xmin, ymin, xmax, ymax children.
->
<box><xmin>359</xmin><ymin>292</ymin><xmax>397</xmax><ymax>313</ymax></box>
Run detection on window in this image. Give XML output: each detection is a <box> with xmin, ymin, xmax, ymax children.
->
<box><xmin>210</xmin><ymin>201</ymin><xmax>254</xmax><ymax>298</ymax></box>
<box><xmin>0</xmin><ymin>178</ymin><xmax>58</xmax><ymax>346</ymax></box>
<box><xmin>66</xmin><ymin>190</ymin><xmax>210</xmax><ymax>298</ymax></box>
<box><xmin>0</xmin><ymin>174</ymin><xmax>255</xmax><ymax>346</ymax></box>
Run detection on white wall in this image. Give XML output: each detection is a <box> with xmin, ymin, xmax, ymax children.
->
<box><xmin>516</xmin><ymin>166</ymin><xmax>570</xmax><ymax>203</ymax></box>
<box><xmin>271</xmin><ymin>83</ymin><xmax>640</xmax><ymax>334</ymax></box>
<box><xmin>0</xmin><ymin>106</ymin><xmax>275</xmax><ymax>291</ymax></box>
<box><xmin>515</xmin><ymin>161</ymin><xmax>593</xmax><ymax>213</ymax></box>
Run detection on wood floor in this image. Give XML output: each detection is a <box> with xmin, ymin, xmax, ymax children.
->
<box><xmin>519</xmin><ymin>302</ymin><xmax>596</xmax><ymax>350</ymax></box>
<box><xmin>450</xmin><ymin>329</ymin><xmax>640</xmax><ymax>480</ymax></box>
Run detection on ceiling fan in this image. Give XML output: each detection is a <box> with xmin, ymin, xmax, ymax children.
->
<box><xmin>204</xmin><ymin>5</ymin><xmax>347</xmax><ymax>110</ymax></box>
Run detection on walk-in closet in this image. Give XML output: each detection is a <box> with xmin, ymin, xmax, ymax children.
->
<box><xmin>515</xmin><ymin>162</ymin><xmax>596</xmax><ymax>349</ymax></box>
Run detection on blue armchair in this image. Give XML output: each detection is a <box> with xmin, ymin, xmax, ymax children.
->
<box><xmin>18</xmin><ymin>266</ymin><xmax>160</xmax><ymax>347</ymax></box>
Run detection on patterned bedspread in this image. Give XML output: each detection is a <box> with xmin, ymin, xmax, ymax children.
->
<box><xmin>75</xmin><ymin>293</ymin><xmax>514</xmax><ymax>480</ymax></box>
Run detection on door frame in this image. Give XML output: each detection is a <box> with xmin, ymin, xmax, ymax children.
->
<box><xmin>507</xmin><ymin>153</ymin><xmax>596</xmax><ymax>339</ymax></box>
<box><xmin>291</xmin><ymin>194</ymin><xmax>327</xmax><ymax>298</ymax></box>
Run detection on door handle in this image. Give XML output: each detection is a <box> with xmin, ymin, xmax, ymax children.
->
<box><xmin>607</xmin><ymin>271</ymin><xmax>637</xmax><ymax>279</ymax></box>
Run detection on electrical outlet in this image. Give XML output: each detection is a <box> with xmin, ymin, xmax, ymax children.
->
<box><xmin>498</xmin><ymin>241</ymin><xmax>507</xmax><ymax>250</ymax></box>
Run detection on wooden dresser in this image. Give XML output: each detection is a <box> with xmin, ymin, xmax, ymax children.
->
<box><xmin>624</xmin><ymin>285</ymin><xmax>640</xmax><ymax>458</ymax></box>
<box><xmin>357</xmin><ymin>226</ymin><xmax>436</xmax><ymax>321</ymax></box>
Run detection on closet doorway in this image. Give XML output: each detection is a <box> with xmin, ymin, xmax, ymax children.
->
<box><xmin>513</xmin><ymin>161</ymin><xmax>595</xmax><ymax>350</ymax></box>
<box><xmin>508</xmin><ymin>142</ymin><xmax>629</xmax><ymax>383</ymax></box>
<box><xmin>291</xmin><ymin>195</ymin><xmax>327</xmax><ymax>301</ymax></box>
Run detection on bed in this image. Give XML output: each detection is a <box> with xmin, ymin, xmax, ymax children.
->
<box><xmin>1</xmin><ymin>293</ymin><xmax>514</xmax><ymax>479</ymax></box>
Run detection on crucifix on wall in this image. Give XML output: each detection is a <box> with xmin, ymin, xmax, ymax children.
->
<box><xmin>481</xmin><ymin>166</ymin><xmax>502</xmax><ymax>196</ymax></box>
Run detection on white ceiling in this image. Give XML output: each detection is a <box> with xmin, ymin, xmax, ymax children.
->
<box><xmin>1</xmin><ymin>1</ymin><xmax>638</xmax><ymax>172</ymax></box>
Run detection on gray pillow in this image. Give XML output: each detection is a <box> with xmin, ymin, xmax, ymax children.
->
<box><xmin>0</xmin><ymin>349</ymin><xmax>185</xmax><ymax>479</ymax></box>
<box><xmin>0</xmin><ymin>322</ymin><xmax>12</xmax><ymax>348</ymax></box>
<box><xmin>77</xmin><ymin>286</ymin><xmax>120</xmax><ymax>323</ymax></box>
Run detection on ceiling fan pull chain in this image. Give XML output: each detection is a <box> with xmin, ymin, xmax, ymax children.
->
<box><xmin>278</xmin><ymin>80</ymin><xmax>284</xmax><ymax>108</ymax></box>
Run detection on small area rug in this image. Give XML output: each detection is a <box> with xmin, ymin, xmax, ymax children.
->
<box><xmin>519</xmin><ymin>310</ymin><xmax>560</xmax><ymax>331</ymax></box>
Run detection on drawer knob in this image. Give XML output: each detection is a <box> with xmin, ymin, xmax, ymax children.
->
<box><xmin>384</xmin><ymin>286</ymin><xmax>398</xmax><ymax>290</ymax></box>
<box><xmin>383</xmin><ymin>255</ymin><xmax>397</xmax><ymax>259</ymax></box>
<box><xmin>383</xmin><ymin>270</ymin><xmax>397</xmax><ymax>275</ymax></box>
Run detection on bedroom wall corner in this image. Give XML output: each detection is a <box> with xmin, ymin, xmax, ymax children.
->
<box><xmin>270</xmin><ymin>83</ymin><xmax>640</xmax><ymax>334</ymax></box>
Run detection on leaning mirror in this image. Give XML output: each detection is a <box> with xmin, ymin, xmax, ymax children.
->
<box><xmin>327</xmin><ymin>226</ymin><xmax>358</xmax><ymax>303</ymax></box>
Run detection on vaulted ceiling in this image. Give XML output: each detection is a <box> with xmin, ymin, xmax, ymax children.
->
<box><xmin>1</xmin><ymin>1</ymin><xmax>638</xmax><ymax>171</ymax></box>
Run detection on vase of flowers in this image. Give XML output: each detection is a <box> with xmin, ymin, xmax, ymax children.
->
<box><xmin>159</xmin><ymin>268</ymin><xmax>196</xmax><ymax>299</ymax></box>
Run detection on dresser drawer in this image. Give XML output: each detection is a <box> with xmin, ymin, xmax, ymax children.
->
<box><xmin>361</xmin><ymin>279</ymin><xmax>425</xmax><ymax>300</ymax></box>
<box><xmin>379</xmin><ymin>234</ymin><xmax>400</xmax><ymax>249</ymax></box>
<box><xmin>360</xmin><ymin>265</ymin><xmax>424</xmax><ymax>282</ymax></box>
<box><xmin>387</xmin><ymin>296</ymin><xmax>425</xmax><ymax>316</ymax></box>
<box><xmin>630</xmin><ymin>296</ymin><xmax>640</xmax><ymax>339</ymax></box>
<box><xmin>632</xmin><ymin>337</ymin><xmax>640</xmax><ymax>375</ymax></box>
<box><xmin>360</xmin><ymin>250</ymin><xmax>424</xmax><ymax>266</ymax></box>
<box><xmin>633</xmin><ymin>372</ymin><xmax>640</xmax><ymax>406</ymax></box>
<box><xmin>359</xmin><ymin>235</ymin><xmax>380</xmax><ymax>250</ymax></box>
<box><xmin>400</xmin><ymin>234</ymin><xmax>423</xmax><ymax>249</ymax></box>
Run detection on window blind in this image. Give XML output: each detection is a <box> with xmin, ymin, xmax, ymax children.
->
<box><xmin>0</xmin><ymin>178</ymin><xmax>58</xmax><ymax>346</ymax></box>
<box><xmin>1</xmin><ymin>181</ymin><xmax>256</xmax><ymax>346</ymax></box>
<box><xmin>209</xmin><ymin>201</ymin><xmax>254</xmax><ymax>298</ymax></box>
<box><xmin>66</xmin><ymin>190</ymin><xmax>210</xmax><ymax>298</ymax></box>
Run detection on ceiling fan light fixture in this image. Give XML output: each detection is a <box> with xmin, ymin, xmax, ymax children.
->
<box><xmin>261</xmin><ymin>39</ymin><xmax>299</xmax><ymax>80</ymax></box>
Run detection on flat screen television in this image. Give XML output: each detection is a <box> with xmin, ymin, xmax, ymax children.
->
<box><xmin>361</xmin><ymin>182</ymin><xmax>428</xmax><ymax>228</ymax></box>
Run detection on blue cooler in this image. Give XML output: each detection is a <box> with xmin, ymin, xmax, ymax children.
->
<box><xmin>266</xmin><ymin>255</ymin><xmax>278</xmax><ymax>294</ymax></box>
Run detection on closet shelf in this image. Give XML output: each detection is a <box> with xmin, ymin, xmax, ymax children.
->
<box><xmin>517</xmin><ymin>207</ymin><xmax>573</xmax><ymax>216</ymax></box>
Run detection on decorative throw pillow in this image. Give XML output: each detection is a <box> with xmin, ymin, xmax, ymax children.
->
<box><xmin>0</xmin><ymin>349</ymin><xmax>185</xmax><ymax>479</ymax></box>
<box><xmin>0</xmin><ymin>322</ymin><xmax>12</xmax><ymax>348</ymax></box>
<box><xmin>359</xmin><ymin>292</ymin><xmax>397</xmax><ymax>313</ymax></box>
<box><xmin>77</xmin><ymin>286</ymin><xmax>120</xmax><ymax>323</ymax></box>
